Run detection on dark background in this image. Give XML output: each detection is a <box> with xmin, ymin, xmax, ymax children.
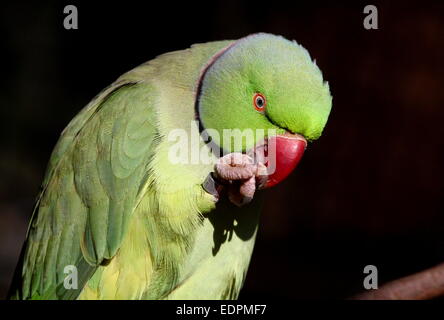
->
<box><xmin>0</xmin><ymin>0</ymin><xmax>443</xmax><ymax>299</ymax></box>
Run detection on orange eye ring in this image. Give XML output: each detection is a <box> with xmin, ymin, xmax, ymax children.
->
<box><xmin>253</xmin><ymin>93</ymin><xmax>266</xmax><ymax>112</ymax></box>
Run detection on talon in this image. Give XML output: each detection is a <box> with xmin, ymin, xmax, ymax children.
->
<box><xmin>255</xmin><ymin>162</ymin><xmax>268</xmax><ymax>189</ymax></box>
<box><xmin>213</xmin><ymin>153</ymin><xmax>267</xmax><ymax>206</ymax></box>
<box><xmin>239</xmin><ymin>176</ymin><xmax>256</xmax><ymax>199</ymax></box>
<box><xmin>226</xmin><ymin>176</ymin><xmax>256</xmax><ymax>207</ymax></box>
<box><xmin>215</xmin><ymin>153</ymin><xmax>257</xmax><ymax>181</ymax></box>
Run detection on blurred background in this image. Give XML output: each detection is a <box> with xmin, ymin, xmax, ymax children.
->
<box><xmin>0</xmin><ymin>0</ymin><xmax>443</xmax><ymax>299</ymax></box>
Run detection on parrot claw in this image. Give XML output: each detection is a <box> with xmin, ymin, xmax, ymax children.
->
<box><xmin>211</xmin><ymin>153</ymin><xmax>265</xmax><ymax>206</ymax></box>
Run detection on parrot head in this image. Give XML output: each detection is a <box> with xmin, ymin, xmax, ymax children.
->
<box><xmin>197</xmin><ymin>33</ymin><xmax>332</xmax><ymax>188</ymax></box>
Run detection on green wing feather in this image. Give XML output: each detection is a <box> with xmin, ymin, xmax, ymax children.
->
<box><xmin>9</xmin><ymin>81</ymin><xmax>158</xmax><ymax>299</ymax></box>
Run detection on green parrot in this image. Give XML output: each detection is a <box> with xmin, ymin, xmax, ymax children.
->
<box><xmin>8</xmin><ymin>33</ymin><xmax>331</xmax><ymax>300</ymax></box>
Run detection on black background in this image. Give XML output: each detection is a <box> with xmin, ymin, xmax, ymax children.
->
<box><xmin>0</xmin><ymin>0</ymin><xmax>443</xmax><ymax>299</ymax></box>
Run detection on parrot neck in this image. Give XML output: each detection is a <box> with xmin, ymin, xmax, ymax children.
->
<box><xmin>194</xmin><ymin>41</ymin><xmax>239</xmax><ymax>159</ymax></box>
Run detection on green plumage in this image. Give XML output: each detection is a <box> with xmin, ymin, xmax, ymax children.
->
<box><xmin>8</xmin><ymin>33</ymin><xmax>331</xmax><ymax>300</ymax></box>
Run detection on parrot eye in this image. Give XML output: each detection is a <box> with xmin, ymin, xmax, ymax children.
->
<box><xmin>253</xmin><ymin>93</ymin><xmax>266</xmax><ymax>112</ymax></box>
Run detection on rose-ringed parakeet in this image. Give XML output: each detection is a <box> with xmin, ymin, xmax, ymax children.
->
<box><xmin>8</xmin><ymin>33</ymin><xmax>332</xmax><ymax>300</ymax></box>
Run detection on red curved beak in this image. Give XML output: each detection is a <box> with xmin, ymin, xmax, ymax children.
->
<box><xmin>251</xmin><ymin>132</ymin><xmax>307</xmax><ymax>188</ymax></box>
